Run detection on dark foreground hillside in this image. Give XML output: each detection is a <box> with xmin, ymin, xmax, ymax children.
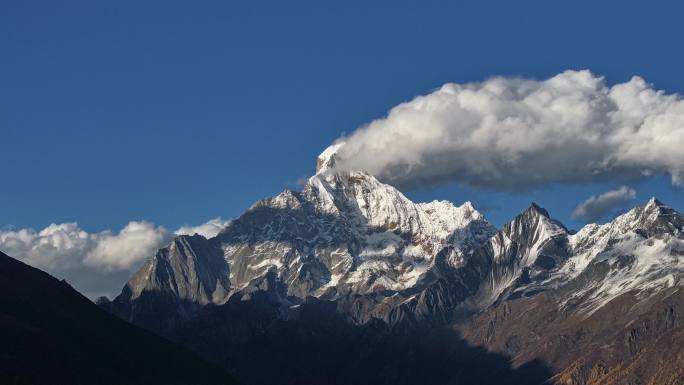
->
<box><xmin>0</xmin><ymin>251</ymin><xmax>238</xmax><ymax>385</ymax></box>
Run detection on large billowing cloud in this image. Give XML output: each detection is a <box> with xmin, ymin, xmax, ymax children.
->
<box><xmin>329</xmin><ymin>70</ymin><xmax>684</xmax><ymax>189</ymax></box>
<box><xmin>0</xmin><ymin>218</ymin><xmax>229</xmax><ymax>299</ymax></box>
<box><xmin>571</xmin><ymin>186</ymin><xmax>637</xmax><ymax>223</ymax></box>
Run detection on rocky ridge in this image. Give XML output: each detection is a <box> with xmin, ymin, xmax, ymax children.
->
<box><xmin>102</xmin><ymin>145</ymin><xmax>684</xmax><ymax>385</ymax></box>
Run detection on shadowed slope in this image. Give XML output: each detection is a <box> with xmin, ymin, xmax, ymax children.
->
<box><xmin>0</xmin><ymin>251</ymin><xmax>238</xmax><ymax>385</ymax></box>
<box><xmin>166</xmin><ymin>292</ymin><xmax>553</xmax><ymax>385</ymax></box>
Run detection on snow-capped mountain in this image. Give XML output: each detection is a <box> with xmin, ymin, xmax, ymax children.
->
<box><xmin>490</xmin><ymin>197</ymin><xmax>684</xmax><ymax>315</ymax></box>
<box><xmin>108</xmin><ymin>145</ymin><xmax>496</xmax><ymax>327</ymax></box>
<box><xmin>109</xmin><ymin>145</ymin><xmax>683</xmax><ymax>322</ymax></box>
<box><xmin>557</xmin><ymin>198</ymin><xmax>683</xmax><ymax>313</ymax></box>
<box><xmin>102</xmin><ymin>145</ymin><xmax>684</xmax><ymax>385</ymax></box>
<box><xmin>459</xmin><ymin>198</ymin><xmax>684</xmax><ymax>385</ymax></box>
<box><xmin>466</xmin><ymin>203</ymin><xmax>572</xmax><ymax>309</ymax></box>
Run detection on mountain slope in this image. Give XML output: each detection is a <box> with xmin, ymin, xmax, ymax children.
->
<box><xmin>0</xmin><ymin>251</ymin><xmax>238</xmax><ymax>385</ymax></box>
<box><xmin>109</xmin><ymin>148</ymin><xmax>496</xmax><ymax>330</ymax></box>
<box><xmin>458</xmin><ymin>198</ymin><xmax>684</xmax><ymax>385</ymax></box>
<box><xmin>102</xmin><ymin>146</ymin><xmax>684</xmax><ymax>385</ymax></box>
<box><xmin>463</xmin><ymin>203</ymin><xmax>571</xmax><ymax>310</ymax></box>
<box><xmin>458</xmin><ymin>284</ymin><xmax>684</xmax><ymax>385</ymax></box>
<box><xmin>164</xmin><ymin>293</ymin><xmax>553</xmax><ymax>385</ymax></box>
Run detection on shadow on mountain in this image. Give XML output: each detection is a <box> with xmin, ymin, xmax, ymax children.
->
<box><xmin>100</xmin><ymin>201</ymin><xmax>553</xmax><ymax>384</ymax></box>
<box><xmin>104</xmin><ymin>203</ymin><xmax>496</xmax><ymax>330</ymax></box>
<box><xmin>0</xmin><ymin>251</ymin><xmax>238</xmax><ymax>385</ymax></box>
<box><xmin>158</xmin><ymin>293</ymin><xmax>553</xmax><ymax>385</ymax></box>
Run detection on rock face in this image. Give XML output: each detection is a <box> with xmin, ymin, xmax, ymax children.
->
<box><xmin>458</xmin><ymin>197</ymin><xmax>684</xmax><ymax>385</ymax></box>
<box><xmin>104</xmin><ymin>145</ymin><xmax>684</xmax><ymax>385</ymax></box>
<box><xmin>464</xmin><ymin>203</ymin><xmax>571</xmax><ymax>310</ymax></box>
<box><xmin>109</xmin><ymin>147</ymin><xmax>497</xmax><ymax>330</ymax></box>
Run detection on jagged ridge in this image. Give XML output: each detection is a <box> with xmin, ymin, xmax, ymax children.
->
<box><xmin>102</xmin><ymin>145</ymin><xmax>684</xmax><ymax>385</ymax></box>
<box><xmin>110</xmin><ymin>144</ymin><xmax>684</xmax><ymax>329</ymax></box>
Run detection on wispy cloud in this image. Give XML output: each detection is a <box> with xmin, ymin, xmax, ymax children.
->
<box><xmin>327</xmin><ymin>70</ymin><xmax>684</xmax><ymax>190</ymax></box>
<box><xmin>571</xmin><ymin>186</ymin><xmax>637</xmax><ymax>222</ymax></box>
<box><xmin>175</xmin><ymin>217</ymin><xmax>231</xmax><ymax>239</ymax></box>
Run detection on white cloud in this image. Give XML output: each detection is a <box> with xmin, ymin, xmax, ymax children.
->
<box><xmin>571</xmin><ymin>186</ymin><xmax>637</xmax><ymax>222</ymax></box>
<box><xmin>84</xmin><ymin>221</ymin><xmax>168</xmax><ymax>271</ymax></box>
<box><xmin>0</xmin><ymin>223</ymin><xmax>93</xmax><ymax>272</ymax></box>
<box><xmin>0</xmin><ymin>221</ymin><xmax>168</xmax><ymax>273</ymax></box>
<box><xmin>175</xmin><ymin>217</ymin><xmax>231</xmax><ymax>238</ymax></box>
<box><xmin>0</xmin><ymin>217</ymin><xmax>229</xmax><ymax>298</ymax></box>
<box><xmin>328</xmin><ymin>70</ymin><xmax>684</xmax><ymax>189</ymax></box>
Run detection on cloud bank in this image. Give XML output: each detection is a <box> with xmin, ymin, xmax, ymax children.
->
<box><xmin>329</xmin><ymin>70</ymin><xmax>684</xmax><ymax>189</ymax></box>
<box><xmin>0</xmin><ymin>221</ymin><xmax>167</xmax><ymax>272</ymax></box>
<box><xmin>571</xmin><ymin>186</ymin><xmax>637</xmax><ymax>222</ymax></box>
<box><xmin>0</xmin><ymin>218</ymin><xmax>229</xmax><ymax>298</ymax></box>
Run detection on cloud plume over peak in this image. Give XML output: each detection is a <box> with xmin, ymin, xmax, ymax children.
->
<box><xmin>328</xmin><ymin>70</ymin><xmax>684</xmax><ymax>189</ymax></box>
<box><xmin>175</xmin><ymin>218</ymin><xmax>232</xmax><ymax>239</ymax></box>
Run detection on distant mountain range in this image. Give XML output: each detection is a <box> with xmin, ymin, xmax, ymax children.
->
<box><xmin>95</xmin><ymin>146</ymin><xmax>684</xmax><ymax>384</ymax></box>
<box><xmin>0</xmin><ymin>251</ymin><xmax>238</xmax><ymax>385</ymax></box>
<box><xmin>5</xmin><ymin>144</ymin><xmax>682</xmax><ymax>385</ymax></box>
<box><xmin>95</xmin><ymin>145</ymin><xmax>684</xmax><ymax>385</ymax></box>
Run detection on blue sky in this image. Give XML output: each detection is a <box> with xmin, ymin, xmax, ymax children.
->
<box><xmin>2</xmin><ymin>0</ymin><xmax>683</xmax><ymax>233</ymax></box>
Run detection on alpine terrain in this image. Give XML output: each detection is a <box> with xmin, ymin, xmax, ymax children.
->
<box><xmin>101</xmin><ymin>145</ymin><xmax>684</xmax><ymax>385</ymax></box>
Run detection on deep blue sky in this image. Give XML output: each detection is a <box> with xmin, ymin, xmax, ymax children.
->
<box><xmin>2</xmin><ymin>0</ymin><xmax>683</xmax><ymax>232</ymax></box>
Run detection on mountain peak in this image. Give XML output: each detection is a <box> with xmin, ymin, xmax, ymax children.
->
<box><xmin>459</xmin><ymin>201</ymin><xmax>486</xmax><ymax>222</ymax></box>
<box><xmin>595</xmin><ymin>197</ymin><xmax>683</xmax><ymax>239</ymax></box>
<box><xmin>316</xmin><ymin>142</ymin><xmax>344</xmax><ymax>173</ymax></box>
<box><xmin>645</xmin><ymin>196</ymin><xmax>665</xmax><ymax>209</ymax></box>
<box><xmin>526</xmin><ymin>202</ymin><xmax>551</xmax><ymax>218</ymax></box>
<box><xmin>638</xmin><ymin>197</ymin><xmax>674</xmax><ymax>221</ymax></box>
<box><xmin>505</xmin><ymin>202</ymin><xmax>567</xmax><ymax>239</ymax></box>
<box><xmin>461</xmin><ymin>200</ymin><xmax>475</xmax><ymax>211</ymax></box>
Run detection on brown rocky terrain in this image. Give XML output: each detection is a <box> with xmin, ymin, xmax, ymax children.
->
<box><xmin>457</xmin><ymin>287</ymin><xmax>684</xmax><ymax>385</ymax></box>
